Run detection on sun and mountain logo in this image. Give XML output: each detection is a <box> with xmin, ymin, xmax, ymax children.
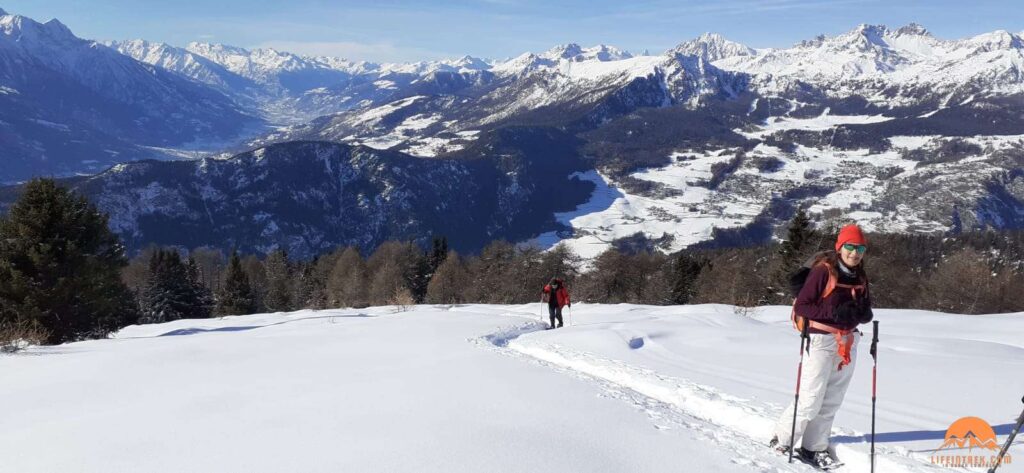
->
<box><xmin>939</xmin><ymin>417</ymin><xmax>1001</xmax><ymax>450</ymax></box>
<box><xmin>931</xmin><ymin>417</ymin><xmax>1011</xmax><ymax>468</ymax></box>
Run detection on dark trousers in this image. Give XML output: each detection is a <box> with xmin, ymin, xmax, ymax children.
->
<box><xmin>548</xmin><ymin>305</ymin><xmax>563</xmax><ymax>328</ymax></box>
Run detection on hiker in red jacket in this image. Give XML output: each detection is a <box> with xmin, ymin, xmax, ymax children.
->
<box><xmin>542</xmin><ymin>278</ymin><xmax>571</xmax><ymax>329</ymax></box>
<box><xmin>769</xmin><ymin>224</ymin><xmax>874</xmax><ymax>469</ymax></box>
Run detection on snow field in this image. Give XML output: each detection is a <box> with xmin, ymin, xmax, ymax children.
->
<box><xmin>3</xmin><ymin>303</ymin><xmax>1021</xmax><ymax>472</ymax></box>
<box><xmin>498</xmin><ymin>304</ymin><xmax>1024</xmax><ymax>472</ymax></box>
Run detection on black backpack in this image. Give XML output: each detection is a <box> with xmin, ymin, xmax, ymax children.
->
<box><xmin>787</xmin><ymin>250</ymin><xmax>835</xmax><ymax>298</ymax></box>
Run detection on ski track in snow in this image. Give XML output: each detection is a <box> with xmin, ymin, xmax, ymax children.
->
<box><xmin>472</xmin><ymin>309</ymin><xmax>963</xmax><ymax>473</ymax></box>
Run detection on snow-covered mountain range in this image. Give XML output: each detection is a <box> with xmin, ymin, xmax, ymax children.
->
<box><xmin>4</xmin><ymin>6</ymin><xmax>1024</xmax><ymax>256</ymax></box>
<box><xmin>0</xmin><ymin>8</ymin><xmax>258</xmax><ymax>181</ymax></box>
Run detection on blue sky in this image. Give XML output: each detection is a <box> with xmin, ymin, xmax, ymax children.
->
<box><xmin>3</xmin><ymin>1</ymin><xmax>1023</xmax><ymax>62</ymax></box>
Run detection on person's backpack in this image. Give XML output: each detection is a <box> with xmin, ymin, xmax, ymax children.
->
<box><xmin>787</xmin><ymin>250</ymin><xmax>834</xmax><ymax>298</ymax></box>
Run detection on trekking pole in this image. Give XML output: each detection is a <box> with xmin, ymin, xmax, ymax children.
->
<box><xmin>539</xmin><ymin>294</ymin><xmax>545</xmax><ymax>325</ymax></box>
<box><xmin>988</xmin><ymin>395</ymin><xmax>1024</xmax><ymax>473</ymax></box>
<box><xmin>789</xmin><ymin>322</ymin><xmax>811</xmax><ymax>463</ymax></box>
<box><xmin>870</xmin><ymin>321</ymin><xmax>879</xmax><ymax>473</ymax></box>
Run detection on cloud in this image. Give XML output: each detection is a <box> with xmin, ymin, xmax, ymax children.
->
<box><xmin>255</xmin><ymin>40</ymin><xmax>451</xmax><ymax>63</ymax></box>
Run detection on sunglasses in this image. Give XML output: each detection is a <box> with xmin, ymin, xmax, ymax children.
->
<box><xmin>842</xmin><ymin>243</ymin><xmax>868</xmax><ymax>254</ymax></box>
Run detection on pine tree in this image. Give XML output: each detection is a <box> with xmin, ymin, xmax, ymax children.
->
<box><xmin>779</xmin><ymin>209</ymin><xmax>816</xmax><ymax>264</ymax></box>
<box><xmin>263</xmin><ymin>249</ymin><xmax>292</xmax><ymax>312</ymax></box>
<box><xmin>410</xmin><ymin>250</ymin><xmax>431</xmax><ymax>303</ymax></box>
<box><xmin>241</xmin><ymin>255</ymin><xmax>267</xmax><ymax>313</ymax></box>
<box><xmin>186</xmin><ymin>255</ymin><xmax>214</xmax><ymax>318</ymax></box>
<box><xmin>215</xmin><ymin>250</ymin><xmax>256</xmax><ymax>316</ymax></box>
<box><xmin>767</xmin><ymin>209</ymin><xmax>819</xmax><ymax>303</ymax></box>
<box><xmin>0</xmin><ymin>178</ymin><xmax>138</xmax><ymax>343</ymax></box>
<box><xmin>669</xmin><ymin>252</ymin><xmax>704</xmax><ymax>304</ymax></box>
<box><xmin>140</xmin><ymin>249</ymin><xmax>213</xmax><ymax>323</ymax></box>
<box><xmin>427</xmin><ymin>236</ymin><xmax>448</xmax><ymax>276</ymax></box>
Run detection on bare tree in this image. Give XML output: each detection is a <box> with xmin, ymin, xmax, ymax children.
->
<box><xmin>426</xmin><ymin>251</ymin><xmax>470</xmax><ymax>304</ymax></box>
<box><xmin>189</xmin><ymin>247</ymin><xmax>226</xmax><ymax>295</ymax></box>
<box><xmin>327</xmin><ymin>247</ymin><xmax>367</xmax><ymax>308</ymax></box>
<box><xmin>365</xmin><ymin>241</ymin><xmax>420</xmax><ymax>307</ymax></box>
<box><xmin>919</xmin><ymin>248</ymin><xmax>1007</xmax><ymax>314</ymax></box>
<box><xmin>692</xmin><ymin>248</ymin><xmax>767</xmax><ymax>308</ymax></box>
<box><xmin>121</xmin><ymin>245</ymin><xmax>161</xmax><ymax>302</ymax></box>
<box><xmin>464</xmin><ymin>240</ymin><xmax>518</xmax><ymax>303</ymax></box>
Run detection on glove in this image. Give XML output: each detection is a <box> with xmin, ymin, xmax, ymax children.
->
<box><xmin>856</xmin><ymin>299</ymin><xmax>873</xmax><ymax>323</ymax></box>
<box><xmin>832</xmin><ymin>300</ymin><xmax>860</xmax><ymax>325</ymax></box>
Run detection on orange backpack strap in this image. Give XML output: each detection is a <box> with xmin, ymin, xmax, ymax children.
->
<box><xmin>820</xmin><ymin>262</ymin><xmax>837</xmax><ymax>299</ymax></box>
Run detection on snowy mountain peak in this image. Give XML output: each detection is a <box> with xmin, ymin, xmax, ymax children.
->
<box><xmin>450</xmin><ymin>55</ymin><xmax>491</xmax><ymax>70</ymax></box>
<box><xmin>894</xmin><ymin>23</ymin><xmax>930</xmax><ymax>37</ymax></box>
<box><xmin>539</xmin><ymin>43</ymin><xmax>631</xmax><ymax>62</ymax></box>
<box><xmin>0</xmin><ymin>12</ymin><xmax>82</xmax><ymax>46</ymax></box>
<box><xmin>797</xmin><ymin>23</ymin><xmax>937</xmax><ymax>54</ymax></box>
<box><xmin>492</xmin><ymin>52</ymin><xmax>548</xmax><ymax>74</ymax></box>
<box><xmin>186</xmin><ymin>41</ymin><xmax>253</xmax><ymax>61</ymax></box>
<box><xmin>825</xmin><ymin>23</ymin><xmax>893</xmax><ymax>51</ymax></box>
<box><xmin>672</xmin><ymin>33</ymin><xmax>755</xmax><ymax>61</ymax></box>
<box><xmin>42</xmin><ymin>18</ymin><xmax>73</xmax><ymax>37</ymax></box>
<box><xmin>543</xmin><ymin>43</ymin><xmax>584</xmax><ymax>60</ymax></box>
<box><xmin>0</xmin><ymin>8</ymin><xmax>7</xmax><ymax>16</ymax></box>
<box><xmin>968</xmin><ymin>30</ymin><xmax>1024</xmax><ymax>51</ymax></box>
<box><xmin>854</xmin><ymin>23</ymin><xmax>890</xmax><ymax>37</ymax></box>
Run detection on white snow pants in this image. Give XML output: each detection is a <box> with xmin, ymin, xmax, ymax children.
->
<box><xmin>774</xmin><ymin>332</ymin><xmax>859</xmax><ymax>452</ymax></box>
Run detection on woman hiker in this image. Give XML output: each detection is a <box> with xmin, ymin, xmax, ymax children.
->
<box><xmin>542</xmin><ymin>278</ymin><xmax>571</xmax><ymax>329</ymax></box>
<box><xmin>769</xmin><ymin>224</ymin><xmax>874</xmax><ymax>469</ymax></box>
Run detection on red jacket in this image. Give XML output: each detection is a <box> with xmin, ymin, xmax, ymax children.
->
<box><xmin>542</xmin><ymin>284</ymin><xmax>571</xmax><ymax>308</ymax></box>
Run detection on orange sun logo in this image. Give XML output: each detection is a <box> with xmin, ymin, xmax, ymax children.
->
<box><xmin>939</xmin><ymin>417</ymin><xmax>1000</xmax><ymax>451</ymax></box>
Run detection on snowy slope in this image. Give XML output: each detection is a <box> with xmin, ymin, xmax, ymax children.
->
<box><xmin>1</xmin><ymin>304</ymin><xmax>1021</xmax><ymax>472</ymax></box>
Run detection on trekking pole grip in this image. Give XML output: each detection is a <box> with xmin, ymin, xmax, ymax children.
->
<box><xmin>870</xmin><ymin>320</ymin><xmax>879</xmax><ymax>358</ymax></box>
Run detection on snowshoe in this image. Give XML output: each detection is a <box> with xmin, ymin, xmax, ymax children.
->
<box><xmin>768</xmin><ymin>436</ymin><xmax>791</xmax><ymax>455</ymax></box>
<box><xmin>795</xmin><ymin>447</ymin><xmax>844</xmax><ymax>470</ymax></box>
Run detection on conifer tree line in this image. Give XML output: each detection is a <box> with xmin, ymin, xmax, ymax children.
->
<box><xmin>4</xmin><ymin>179</ymin><xmax>1024</xmax><ymax>347</ymax></box>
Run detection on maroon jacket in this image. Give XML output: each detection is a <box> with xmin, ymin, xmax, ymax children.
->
<box><xmin>794</xmin><ymin>263</ymin><xmax>873</xmax><ymax>331</ymax></box>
